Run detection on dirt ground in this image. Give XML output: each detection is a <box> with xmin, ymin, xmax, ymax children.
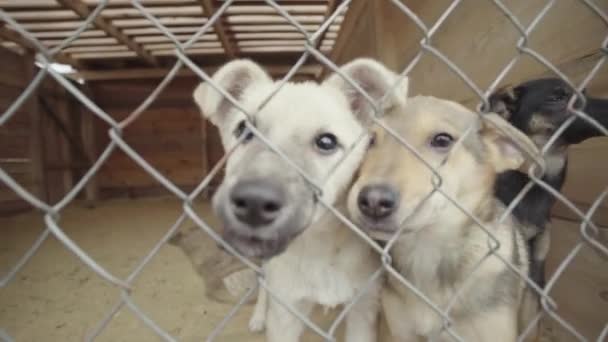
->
<box><xmin>0</xmin><ymin>197</ymin><xmax>606</xmax><ymax>341</ymax></box>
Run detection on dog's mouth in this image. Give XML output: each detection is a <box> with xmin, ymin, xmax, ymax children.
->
<box><xmin>221</xmin><ymin>228</ymin><xmax>294</xmax><ymax>260</ymax></box>
<box><xmin>352</xmin><ymin>214</ymin><xmax>401</xmax><ymax>241</ymax></box>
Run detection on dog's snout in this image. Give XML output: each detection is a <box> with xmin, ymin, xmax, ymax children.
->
<box><xmin>358</xmin><ymin>184</ymin><xmax>399</xmax><ymax>219</ymax></box>
<box><xmin>230</xmin><ymin>179</ymin><xmax>285</xmax><ymax>227</ymax></box>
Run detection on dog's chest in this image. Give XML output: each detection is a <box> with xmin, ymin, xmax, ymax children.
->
<box><xmin>267</xmin><ymin>233</ymin><xmax>375</xmax><ymax>308</ymax></box>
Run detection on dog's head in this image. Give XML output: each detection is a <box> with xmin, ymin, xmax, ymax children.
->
<box><xmin>348</xmin><ymin>96</ymin><xmax>539</xmax><ymax>240</ymax></box>
<box><xmin>194</xmin><ymin>59</ymin><xmax>407</xmax><ymax>259</ymax></box>
<box><xmin>489</xmin><ymin>78</ymin><xmax>608</xmax><ymax>149</ymax></box>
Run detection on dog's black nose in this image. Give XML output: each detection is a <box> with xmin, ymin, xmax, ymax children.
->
<box><xmin>358</xmin><ymin>184</ymin><xmax>399</xmax><ymax>219</ymax></box>
<box><xmin>230</xmin><ymin>179</ymin><xmax>285</xmax><ymax>227</ymax></box>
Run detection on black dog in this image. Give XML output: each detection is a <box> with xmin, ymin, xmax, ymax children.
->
<box><xmin>490</xmin><ymin>78</ymin><xmax>608</xmax><ymax>290</ymax></box>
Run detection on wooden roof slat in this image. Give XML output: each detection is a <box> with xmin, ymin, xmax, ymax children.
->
<box><xmin>198</xmin><ymin>0</ymin><xmax>235</xmax><ymax>58</ymax></box>
<box><xmin>112</xmin><ymin>17</ymin><xmax>207</xmax><ymax>27</ymax></box>
<box><xmin>240</xmin><ymin>46</ymin><xmax>331</xmax><ymax>53</ymax></box>
<box><xmin>152</xmin><ymin>48</ymin><xmax>223</xmax><ymax>56</ymax></box>
<box><xmin>57</xmin><ymin>0</ymin><xmax>158</xmax><ymax>66</ymax></box>
<box><xmin>0</xmin><ymin>0</ymin><xmax>59</xmax><ymax>9</ymax></box>
<box><xmin>144</xmin><ymin>42</ymin><xmax>222</xmax><ymax>50</ymax></box>
<box><xmin>226</xmin><ymin>15</ymin><xmax>326</xmax><ymax>24</ymax></box>
<box><xmin>42</xmin><ymin>37</ymin><xmax>119</xmax><ymax>46</ymax></box>
<box><xmin>228</xmin><ymin>24</ymin><xmax>338</xmax><ymax>32</ymax></box>
<box><xmin>224</xmin><ymin>5</ymin><xmax>327</xmax><ymax>14</ymax></box>
<box><xmin>3</xmin><ymin>10</ymin><xmax>79</xmax><ymax>21</ymax></box>
<box><xmin>237</xmin><ymin>40</ymin><xmax>334</xmax><ymax>47</ymax></box>
<box><xmin>0</xmin><ymin>25</ymin><xmax>81</xmax><ymax>67</ymax></box>
<box><xmin>32</xmin><ymin>30</ymin><xmax>107</xmax><ymax>38</ymax></box>
<box><xmin>63</xmin><ymin>45</ymin><xmax>130</xmax><ymax>53</ymax></box>
<box><xmin>71</xmin><ymin>50</ymin><xmax>137</xmax><ymax>59</ymax></box>
<box><xmin>134</xmin><ymin>34</ymin><xmax>218</xmax><ymax>43</ymax></box>
<box><xmin>124</xmin><ymin>27</ymin><xmax>211</xmax><ymax>36</ymax></box>
<box><xmin>99</xmin><ymin>6</ymin><xmax>203</xmax><ymax>18</ymax></box>
<box><xmin>82</xmin><ymin>0</ymin><xmax>197</xmax><ymax>5</ymax></box>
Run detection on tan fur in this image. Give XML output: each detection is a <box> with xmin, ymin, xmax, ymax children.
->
<box><xmin>348</xmin><ymin>96</ymin><xmax>540</xmax><ymax>341</ymax></box>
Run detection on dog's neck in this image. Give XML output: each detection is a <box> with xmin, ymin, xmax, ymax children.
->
<box><xmin>494</xmin><ymin>150</ymin><xmax>568</xmax><ymax>231</ymax></box>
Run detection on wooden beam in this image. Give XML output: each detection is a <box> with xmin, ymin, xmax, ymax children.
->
<box><xmin>0</xmin><ymin>25</ymin><xmax>81</xmax><ymax>67</ymax></box>
<box><xmin>56</xmin><ymin>0</ymin><xmax>159</xmax><ymax>66</ymax></box>
<box><xmin>24</xmin><ymin>53</ymin><xmax>48</xmax><ymax>202</ymax></box>
<box><xmin>199</xmin><ymin>0</ymin><xmax>237</xmax><ymax>58</ymax></box>
<box><xmin>79</xmin><ymin>87</ymin><xmax>99</xmax><ymax>206</ymax></box>
<box><xmin>74</xmin><ymin>64</ymin><xmax>322</xmax><ymax>81</ymax></box>
<box><xmin>319</xmin><ymin>0</ymin><xmax>368</xmax><ymax>78</ymax></box>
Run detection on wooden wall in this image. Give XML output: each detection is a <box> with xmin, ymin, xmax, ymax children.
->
<box><xmin>0</xmin><ymin>48</ymin><xmax>80</xmax><ymax>214</ymax></box>
<box><xmin>88</xmin><ymin>77</ymin><xmax>223</xmax><ymax>199</ymax></box>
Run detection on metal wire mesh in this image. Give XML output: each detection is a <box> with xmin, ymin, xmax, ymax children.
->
<box><xmin>1</xmin><ymin>0</ymin><xmax>607</xmax><ymax>341</ymax></box>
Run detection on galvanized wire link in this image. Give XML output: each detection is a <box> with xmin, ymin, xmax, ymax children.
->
<box><xmin>1</xmin><ymin>0</ymin><xmax>607</xmax><ymax>341</ymax></box>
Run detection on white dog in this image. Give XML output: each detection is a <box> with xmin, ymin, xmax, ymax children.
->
<box><xmin>193</xmin><ymin>58</ymin><xmax>408</xmax><ymax>342</ymax></box>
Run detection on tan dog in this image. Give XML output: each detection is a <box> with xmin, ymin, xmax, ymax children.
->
<box><xmin>347</xmin><ymin>96</ymin><xmax>541</xmax><ymax>341</ymax></box>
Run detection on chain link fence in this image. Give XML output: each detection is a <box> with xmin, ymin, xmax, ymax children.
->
<box><xmin>1</xmin><ymin>0</ymin><xmax>607</xmax><ymax>341</ymax></box>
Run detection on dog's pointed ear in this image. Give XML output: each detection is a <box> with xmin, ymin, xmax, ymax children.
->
<box><xmin>323</xmin><ymin>58</ymin><xmax>408</xmax><ymax>123</ymax></box>
<box><xmin>480</xmin><ymin>113</ymin><xmax>543</xmax><ymax>173</ymax></box>
<box><xmin>489</xmin><ymin>85</ymin><xmax>523</xmax><ymax>120</ymax></box>
<box><xmin>193</xmin><ymin>59</ymin><xmax>272</xmax><ymax>127</ymax></box>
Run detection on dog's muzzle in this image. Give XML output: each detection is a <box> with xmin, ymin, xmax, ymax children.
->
<box><xmin>218</xmin><ymin>177</ymin><xmax>300</xmax><ymax>259</ymax></box>
<box><xmin>354</xmin><ymin>183</ymin><xmax>401</xmax><ymax>240</ymax></box>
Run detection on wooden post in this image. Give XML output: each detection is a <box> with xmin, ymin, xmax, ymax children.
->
<box><xmin>79</xmin><ymin>91</ymin><xmax>99</xmax><ymax>205</ymax></box>
<box><xmin>57</xmin><ymin>86</ymin><xmax>74</xmax><ymax>195</ymax></box>
<box><xmin>25</xmin><ymin>54</ymin><xmax>48</xmax><ymax>202</ymax></box>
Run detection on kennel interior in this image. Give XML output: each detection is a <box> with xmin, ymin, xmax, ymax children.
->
<box><xmin>0</xmin><ymin>0</ymin><xmax>607</xmax><ymax>341</ymax></box>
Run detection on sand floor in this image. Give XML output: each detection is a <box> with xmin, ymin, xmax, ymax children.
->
<box><xmin>0</xmin><ymin>197</ymin><xmax>606</xmax><ymax>341</ymax></box>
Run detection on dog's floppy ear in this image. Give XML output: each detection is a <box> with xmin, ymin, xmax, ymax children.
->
<box><xmin>480</xmin><ymin>113</ymin><xmax>543</xmax><ymax>173</ymax></box>
<box><xmin>323</xmin><ymin>58</ymin><xmax>408</xmax><ymax>123</ymax></box>
<box><xmin>193</xmin><ymin>59</ymin><xmax>272</xmax><ymax>127</ymax></box>
<box><xmin>489</xmin><ymin>85</ymin><xmax>524</xmax><ymax>120</ymax></box>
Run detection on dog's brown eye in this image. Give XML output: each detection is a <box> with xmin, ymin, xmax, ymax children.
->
<box><xmin>315</xmin><ymin>133</ymin><xmax>338</xmax><ymax>154</ymax></box>
<box><xmin>368</xmin><ymin>132</ymin><xmax>377</xmax><ymax>148</ymax></box>
<box><xmin>234</xmin><ymin>120</ymin><xmax>254</xmax><ymax>142</ymax></box>
<box><xmin>430</xmin><ymin>133</ymin><xmax>454</xmax><ymax>149</ymax></box>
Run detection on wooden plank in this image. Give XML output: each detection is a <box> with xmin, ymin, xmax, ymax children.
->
<box><xmin>63</xmin><ymin>45</ymin><xmax>130</xmax><ymax>53</ymax></box>
<box><xmin>134</xmin><ymin>34</ymin><xmax>218</xmax><ymax>43</ymax></box>
<box><xmin>224</xmin><ymin>5</ymin><xmax>327</xmax><ymax>15</ymax></box>
<box><xmin>57</xmin><ymin>0</ymin><xmax>159</xmax><ymax>66</ymax></box>
<box><xmin>228</xmin><ymin>24</ymin><xmax>329</xmax><ymax>32</ymax></box>
<box><xmin>79</xmin><ymin>90</ymin><xmax>98</xmax><ymax>204</ymax></box>
<box><xmin>543</xmin><ymin>219</ymin><xmax>608</xmax><ymax>340</ymax></box>
<box><xmin>313</xmin><ymin>0</ymin><xmax>340</xmax><ymax>52</ymax></box>
<box><xmin>124</xmin><ymin>26</ymin><xmax>210</xmax><ymax>36</ymax></box>
<box><xmin>56</xmin><ymin>88</ymin><xmax>73</xmax><ymax>195</ymax></box>
<box><xmin>320</xmin><ymin>0</ymin><xmax>370</xmax><ymax>78</ymax></box>
<box><xmin>112</xmin><ymin>17</ymin><xmax>207</xmax><ymax>28</ymax></box>
<box><xmin>225</xmin><ymin>14</ymin><xmax>327</xmax><ymax>24</ymax></box>
<box><xmin>70</xmin><ymin>51</ymin><xmax>137</xmax><ymax>59</ymax></box>
<box><xmin>199</xmin><ymin>0</ymin><xmax>236</xmax><ymax>58</ymax></box>
<box><xmin>31</xmin><ymin>30</ymin><xmax>106</xmax><ymax>38</ymax></box>
<box><xmin>0</xmin><ymin>26</ymin><xmax>81</xmax><ymax>67</ymax></box>
<box><xmin>144</xmin><ymin>42</ymin><xmax>222</xmax><ymax>50</ymax></box>
<box><xmin>24</xmin><ymin>53</ymin><xmax>47</xmax><ymax>202</ymax></box>
<box><xmin>74</xmin><ymin>64</ymin><xmax>321</xmax><ymax>80</ymax></box>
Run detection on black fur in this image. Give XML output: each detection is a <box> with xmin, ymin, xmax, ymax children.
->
<box><xmin>490</xmin><ymin>78</ymin><xmax>608</xmax><ymax>288</ymax></box>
